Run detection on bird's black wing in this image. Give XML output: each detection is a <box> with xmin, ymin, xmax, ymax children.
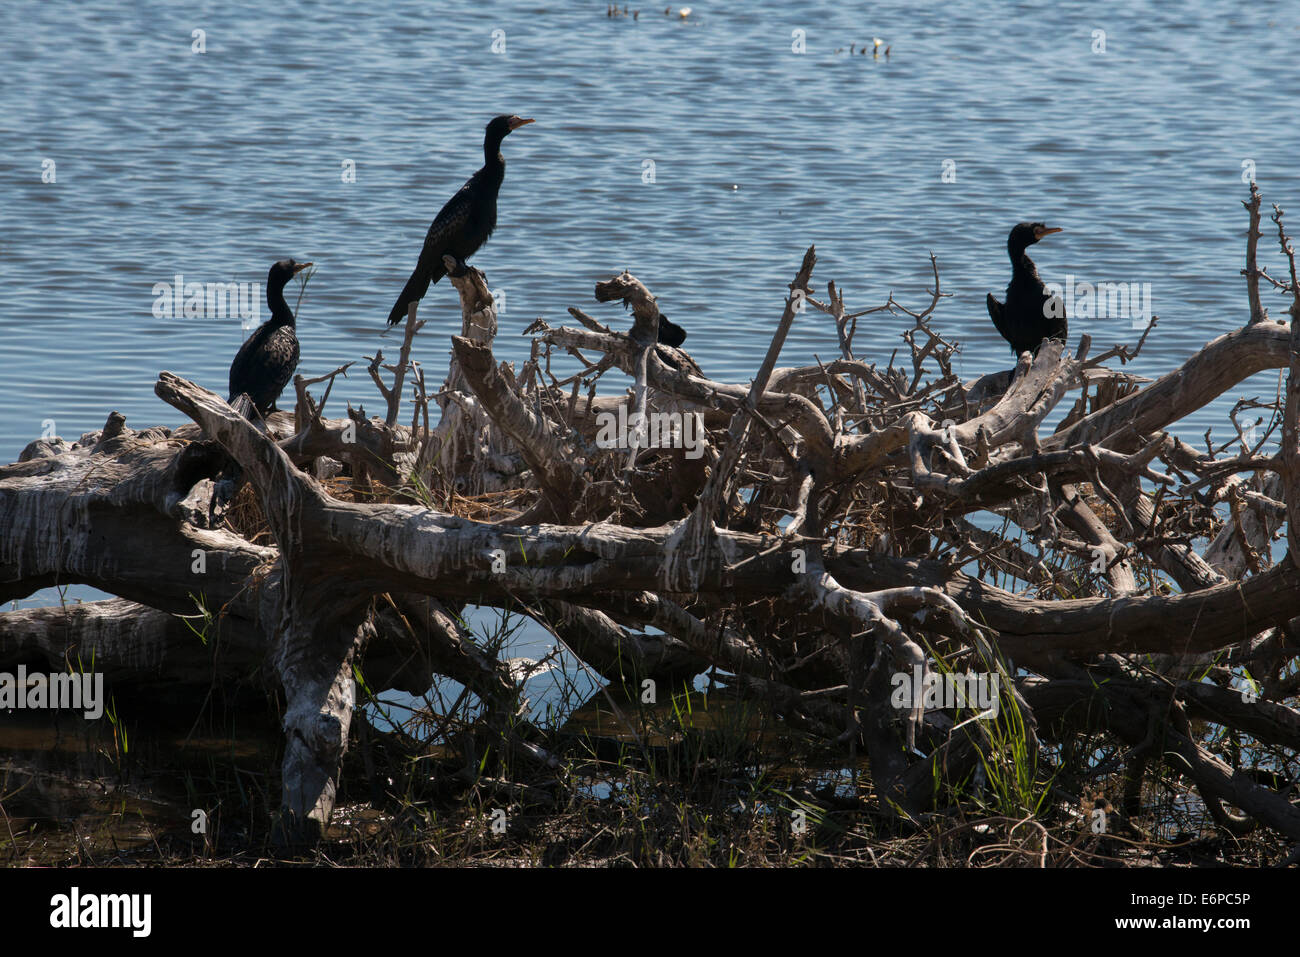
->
<box><xmin>1043</xmin><ymin>291</ymin><xmax>1068</xmax><ymax>344</ymax></box>
<box><xmin>386</xmin><ymin>173</ymin><xmax>482</xmax><ymax>327</ymax></box>
<box><xmin>986</xmin><ymin>293</ymin><xmax>1013</xmax><ymax>346</ymax></box>
<box><xmin>228</xmin><ymin>325</ymin><xmax>299</xmax><ymax>415</ymax></box>
<box><xmin>657</xmin><ymin>314</ymin><xmax>687</xmax><ymax>347</ymax></box>
<box><xmin>227</xmin><ymin>326</ymin><xmax>267</xmax><ymax>400</ymax></box>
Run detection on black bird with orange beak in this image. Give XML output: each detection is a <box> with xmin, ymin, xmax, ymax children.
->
<box><xmin>986</xmin><ymin>222</ymin><xmax>1067</xmax><ymax>356</ymax></box>
<box><xmin>228</xmin><ymin>258</ymin><xmax>312</xmax><ymax>417</ymax></box>
<box><xmin>386</xmin><ymin>114</ymin><xmax>534</xmax><ymax>327</ymax></box>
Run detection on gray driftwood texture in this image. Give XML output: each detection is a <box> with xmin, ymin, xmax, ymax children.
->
<box><xmin>4</xmin><ymin>190</ymin><xmax>1300</xmax><ymax>843</ymax></box>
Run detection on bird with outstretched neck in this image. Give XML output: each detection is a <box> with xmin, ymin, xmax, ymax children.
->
<box><xmin>386</xmin><ymin>114</ymin><xmax>534</xmax><ymax>328</ymax></box>
<box><xmin>228</xmin><ymin>258</ymin><xmax>312</xmax><ymax>417</ymax></box>
<box><xmin>986</xmin><ymin>222</ymin><xmax>1067</xmax><ymax>356</ymax></box>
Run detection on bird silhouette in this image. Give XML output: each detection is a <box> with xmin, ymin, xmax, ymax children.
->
<box><xmin>986</xmin><ymin>222</ymin><xmax>1066</xmax><ymax>355</ymax></box>
<box><xmin>386</xmin><ymin>114</ymin><xmax>534</xmax><ymax>327</ymax></box>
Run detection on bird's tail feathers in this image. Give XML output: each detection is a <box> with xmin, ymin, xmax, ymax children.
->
<box><xmin>387</xmin><ymin>268</ymin><xmax>438</xmax><ymax>327</ymax></box>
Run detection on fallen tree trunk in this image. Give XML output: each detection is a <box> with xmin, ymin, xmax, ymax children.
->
<box><xmin>3</xmin><ymin>188</ymin><xmax>1299</xmax><ymax>848</ymax></box>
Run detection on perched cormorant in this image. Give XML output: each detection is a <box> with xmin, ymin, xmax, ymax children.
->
<box><xmin>657</xmin><ymin>313</ymin><xmax>687</xmax><ymax>347</ymax></box>
<box><xmin>228</xmin><ymin>258</ymin><xmax>312</xmax><ymax>417</ymax></box>
<box><xmin>986</xmin><ymin>222</ymin><xmax>1066</xmax><ymax>355</ymax></box>
<box><xmin>386</xmin><ymin>114</ymin><xmax>534</xmax><ymax>327</ymax></box>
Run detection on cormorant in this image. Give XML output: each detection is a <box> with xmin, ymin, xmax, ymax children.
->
<box><xmin>386</xmin><ymin>114</ymin><xmax>534</xmax><ymax>327</ymax></box>
<box><xmin>657</xmin><ymin>314</ymin><xmax>687</xmax><ymax>347</ymax></box>
<box><xmin>986</xmin><ymin>222</ymin><xmax>1066</xmax><ymax>355</ymax></box>
<box><xmin>228</xmin><ymin>258</ymin><xmax>312</xmax><ymax>417</ymax></box>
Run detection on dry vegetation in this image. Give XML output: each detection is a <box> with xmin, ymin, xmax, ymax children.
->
<box><xmin>2</xmin><ymin>185</ymin><xmax>1299</xmax><ymax>865</ymax></box>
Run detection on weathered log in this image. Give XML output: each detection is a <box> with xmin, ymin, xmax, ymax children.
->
<box><xmin>5</xmin><ymin>188</ymin><xmax>1300</xmax><ymax>849</ymax></box>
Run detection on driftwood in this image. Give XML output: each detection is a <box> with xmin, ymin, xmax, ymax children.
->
<box><xmin>2</xmin><ymin>188</ymin><xmax>1299</xmax><ymax>848</ymax></box>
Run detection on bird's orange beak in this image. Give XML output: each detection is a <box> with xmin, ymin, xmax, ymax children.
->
<box><xmin>293</xmin><ymin>261</ymin><xmax>314</xmax><ymax>273</ymax></box>
<box><xmin>1035</xmin><ymin>226</ymin><xmax>1063</xmax><ymax>238</ymax></box>
<box><xmin>508</xmin><ymin>116</ymin><xmax>535</xmax><ymax>130</ymax></box>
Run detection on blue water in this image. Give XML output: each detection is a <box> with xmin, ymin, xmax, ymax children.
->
<box><xmin>3</xmin><ymin>2</ymin><xmax>1299</xmax><ymax>683</ymax></box>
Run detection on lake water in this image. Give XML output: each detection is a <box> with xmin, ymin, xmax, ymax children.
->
<box><xmin>3</xmin><ymin>1</ymin><xmax>1299</xmax><ymax>685</ymax></box>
